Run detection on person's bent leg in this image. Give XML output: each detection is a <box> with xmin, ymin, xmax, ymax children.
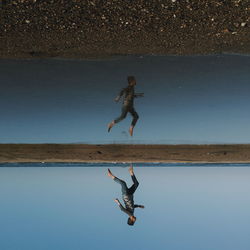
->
<box><xmin>114</xmin><ymin>177</ymin><xmax>129</xmax><ymax>194</ymax></box>
<box><xmin>114</xmin><ymin>105</ymin><xmax>128</xmax><ymax>124</ymax></box>
<box><xmin>129</xmin><ymin>174</ymin><xmax>139</xmax><ymax>193</ymax></box>
<box><xmin>131</xmin><ymin>174</ymin><xmax>139</xmax><ymax>186</ymax></box>
<box><xmin>129</xmin><ymin>108</ymin><xmax>139</xmax><ymax>136</ymax></box>
<box><xmin>130</xmin><ymin>108</ymin><xmax>139</xmax><ymax>127</ymax></box>
<box><xmin>108</xmin><ymin>106</ymin><xmax>128</xmax><ymax>132</ymax></box>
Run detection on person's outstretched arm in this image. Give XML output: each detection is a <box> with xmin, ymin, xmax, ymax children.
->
<box><xmin>114</xmin><ymin>88</ymin><xmax>126</xmax><ymax>102</ymax></box>
<box><xmin>134</xmin><ymin>204</ymin><xmax>145</xmax><ymax>208</ymax></box>
<box><xmin>114</xmin><ymin>199</ymin><xmax>133</xmax><ymax>216</ymax></box>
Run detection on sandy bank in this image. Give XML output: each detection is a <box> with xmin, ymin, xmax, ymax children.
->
<box><xmin>1</xmin><ymin>144</ymin><xmax>250</xmax><ymax>163</ymax></box>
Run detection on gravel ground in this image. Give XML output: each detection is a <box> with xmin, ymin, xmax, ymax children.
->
<box><xmin>0</xmin><ymin>0</ymin><xmax>249</xmax><ymax>58</ymax></box>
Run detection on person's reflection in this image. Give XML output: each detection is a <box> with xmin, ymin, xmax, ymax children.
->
<box><xmin>108</xmin><ymin>164</ymin><xmax>144</xmax><ymax>226</ymax></box>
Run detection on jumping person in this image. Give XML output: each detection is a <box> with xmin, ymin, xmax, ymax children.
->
<box><xmin>108</xmin><ymin>76</ymin><xmax>144</xmax><ymax>136</ymax></box>
<box><xmin>107</xmin><ymin>165</ymin><xmax>144</xmax><ymax>226</ymax></box>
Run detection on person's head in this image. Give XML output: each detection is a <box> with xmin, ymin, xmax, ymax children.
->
<box><xmin>127</xmin><ymin>216</ymin><xmax>136</xmax><ymax>226</ymax></box>
<box><xmin>127</xmin><ymin>76</ymin><xmax>136</xmax><ymax>86</ymax></box>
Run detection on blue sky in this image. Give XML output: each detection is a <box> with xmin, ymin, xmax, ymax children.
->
<box><xmin>0</xmin><ymin>54</ymin><xmax>250</xmax><ymax>143</ymax></box>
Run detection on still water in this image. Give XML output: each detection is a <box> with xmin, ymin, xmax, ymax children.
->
<box><xmin>0</xmin><ymin>163</ymin><xmax>250</xmax><ymax>250</ymax></box>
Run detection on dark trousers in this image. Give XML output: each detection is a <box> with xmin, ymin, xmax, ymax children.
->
<box><xmin>114</xmin><ymin>175</ymin><xmax>139</xmax><ymax>195</ymax></box>
<box><xmin>114</xmin><ymin>105</ymin><xmax>139</xmax><ymax>126</ymax></box>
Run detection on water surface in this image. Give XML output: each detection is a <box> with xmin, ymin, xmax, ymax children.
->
<box><xmin>1</xmin><ymin>55</ymin><xmax>250</xmax><ymax>144</ymax></box>
<box><xmin>0</xmin><ymin>163</ymin><xmax>250</xmax><ymax>250</ymax></box>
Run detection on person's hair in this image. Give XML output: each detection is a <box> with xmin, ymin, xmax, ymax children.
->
<box><xmin>127</xmin><ymin>76</ymin><xmax>136</xmax><ymax>84</ymax></box>
<box><xmin>127</xmin><ymin>217</ymin><xmax>135</xmax><ymax>226</ymax></box>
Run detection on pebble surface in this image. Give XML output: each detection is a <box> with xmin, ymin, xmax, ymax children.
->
<box><xmin>1</xmin><ymin>0</ymin><xmax>249</xmax><ymax>58</ymax></box>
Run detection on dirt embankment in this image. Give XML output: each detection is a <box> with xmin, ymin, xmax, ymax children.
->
<box><xmin>1</xmin><ymin>144</ymin><xmax>250</xmax><ymax>163</ymax></box>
